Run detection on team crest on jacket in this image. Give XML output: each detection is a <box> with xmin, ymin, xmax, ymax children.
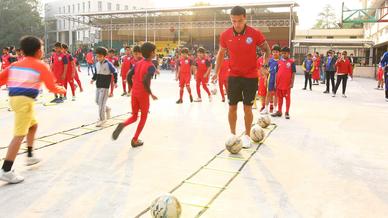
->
<box><xmin>185</xmin><ymin>60</ymin><xmax>189</xmax><ymax>64</ymax></box>
<box><xmin>286</xmin><ymin>62</ymin><xmax>291</xmax><ymax>68</ymax></box>
<box><xmin>58</xmin><ymin>57</ymin><xmax>62</xmax><ymax>61</ymax></box>
<box><xmin>201</xmin><ymin>59</ymin><xmax>205</xmax><ymax>64</ymax></box>
<box><xmin>246</xmin><ymin>37</ymin><xmax>253</xmax><ymax>45</ymax></box>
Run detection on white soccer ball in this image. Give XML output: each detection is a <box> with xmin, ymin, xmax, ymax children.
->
<box><xmin>150</xmin><ymin>194</ymin><xmax>182</xmax><ymax>218</ymax></box>
<box><xmin>225</xmin><ymin>135</ymin><xmax>242</xmax><ymax>154</ymax></box>
<box><xmin>257</xmin><ymin>115</ymin><xmax>271</xmax><ymax>128</ymax></box>
<box><xmin>250</xmin><ymin>125</ymin><xmax>265</xmax><ymax>142</ymax></box>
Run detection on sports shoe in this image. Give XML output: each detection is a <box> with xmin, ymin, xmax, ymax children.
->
<box><xmin>131</xmin><ymin>139</ymin><xmax>144</xmax><ymax>148</ymax></box>
<box><xmin>271</xmin><ymin>111</ymin><xmax>282</xmax><ymax>117</ymax></box>
<box><xmin>385</xmin><ymin>98</ymin><xmax>388</xmax><ymax>102</ymax></box>
<box><xmin>285</xmin><ymin>112</ymin><xmax>290</xmax><ymax>119</ymax></box>
<box><xmin>222</xmin><ymin>99</ymin><xmax>225</xmax><ymax>102</ymax></box>
<box><xmin>121</xmin><ymin>92</ymin><xmax>127</xmax><ymax>96</ymax></box>
<box><xmin>50</xmin><ymin>98</ymin><xmax>58</xmax><ymax>103</ymax></box>
<box><xmin>96</xmin><ymin>120</ymin><xmax>107</xmax><ymax>127</ymax></box>
<box><xmin>242</xmin><ymin>135</ymin><xmax>251</xmax><ymax>149</ymax></box>
<box><xmin>106</xmin><ymin>108</ymin><xmax>111</xmax><ymax>119</ymax></box>
<box><xmin>260</xmin><ymin>108</ymin><xmax>268</xmax><ymax>115</ymax></box>
<box><xmin>26</xmin><ymin>156</ymin><xmax>41</xmax><ymax>166</ymax></box>
<box><xmin>62</xmin><ymin>96</ymin><xmax>67</xmax><ymax>101</ymax></box>
<box><xmin>176</xmin><ymin>99</ymin><xmax>183</xmax><ymax>104</ymax></box>
<box><xmin>190</xmin><ymin>96</ymin><xmax>193</xmax><ymax>103</ymax></box>
<box><xmin>323</xmin><ymin>90</ymin><xmax>329</xmax><ymax>94</ymax></box>
<box><xmin>0</xmin><ymin>169</ymin><xmax>24</xmax><ymax>184</ymax></box>
<box><xmin>194</xmin><ymin>98</ymin><xmax>202</xmax><ymax>102</ymax></box>
<box><xmin>56</xmin><ymin>98</ymin><xmax>64</xmax><ymax>103</ymax></box>
<box><xmin>112</xmin><ymin>123</ymin><xmax>125</xmax><ymax>140</ymax></box>
<box><xmin>332</xmin><ymin>93</ymin><xmax>336</xmax><ymax>97</ymax></box>
<box><xmin>302</xmin><ymin>88</ymin><xmax>306</xmax><ymax>90</ymax></box>
<box><xmin>342</xmin><ymin>94</ymin><xmax>347</xmax><ymax>98</ymax></box>
<box><xmin>72</xmin><ymin>96</ymin><xmax>76</xmax><ymax>101</ymax></box>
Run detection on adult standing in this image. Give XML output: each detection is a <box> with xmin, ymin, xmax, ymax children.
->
<box><xmin>323</xmin><ymin>50</ymin><xmax>337</xmax><ymax>94</ymax></box>
<box><xmin>213</xmin><ymin>6</ymin><xmax>271</xmax><ymax>148</ymax></box>
<box><xmin>332</xmin><ymin>51</ymin><xmax>352</xmax><ymax>98</ymax></box>
<box><xmin>380</xmin><ymin>50</ymin><xmax>388</xmax><ymax>101</ymax></box>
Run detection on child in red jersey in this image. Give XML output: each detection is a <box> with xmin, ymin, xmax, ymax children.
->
<box><xmin>120</xmin><ymin>46</ymin><xmax>132</xmax><ymax>96</ymax></box>
<box><xmin>15</xmin><ymin>49</ymin><xmax>24</xmax><ymax>62</ymax></box>
<box><xmin>62</xmin><ymin>44</ymin><xmax>77</xmax><ymax>101</ymax></box>
<box><xmin>219</xmin><ymin>55</ymin><xmax>230</xmax><ymax>102</ymax></box>
<box><xmin>1</xmin><ymin>47</ymin><xmax>12</xmax><ymax>70</ymax></box>
<box><xmin>176</xmin><ymin>48</ymin><xmax>194</xmax><ymax>104</ymax></box>
<box><xmin>256</xmin><ymin>55</ymin><xmax>267</xmax><ymax>112</ymax></box>
<box><xmin>50</xmin><ymin>42</ymin><xmax>68</xmax><ymax>103</ymax></box>
<box><xmin>194</xmin><ymin>47</ymin><xmax>212</xmax><ymax>102</ymax></box>
<box><xmin>0</xmin><ymin>36</ymin><xmax>66</xmax><ymax>184</ymax></box>
<box><xmin>377</xmin><ymin>64</ymin><xmax>384</xmax><ymax>90</ymax></box>
<box><xmin>112</xmin><ymin>42</ymin><xmax>158</xmax><ymax>147</ymax></box>
<box><xmin>73</xmin><ymin>56</ymin><xmax>83</xmax><ymax>92</ymax></box>
<box><xmin>107</xmin><ymin>49</ymin><xmax>120</xmax><ymax>97</ymax></box>
<box><xmin>272</xmin><ymin>47</ymin><xmax>296</xmax><ymax>119</ymax></box>
<box><xmin>126</xmin><ymin>45</ymin><xmax>143</xmax><ymax>94</ymax></box>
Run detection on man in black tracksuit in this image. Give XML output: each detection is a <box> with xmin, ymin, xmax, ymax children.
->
<box><xmin>323</xmin><ymin>50</ymin><xmax>337</xmax><ymax>94</ymax></box>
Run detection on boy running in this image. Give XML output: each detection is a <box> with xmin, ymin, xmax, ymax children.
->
<box><xmin>91</xmin><ymin>47</ymin><xmax>118</xmax><ymax>127</ymax></box>
<box><xmin>112</xmin><ymin>42</ymin><xmax>158</xmax><ymax>147</ymax></box>
<box><xmin>194</xmin><ymin>47</ymin><xmax>212</xmax><ymax>102</ymax></box>
<box><xmin>176</xmin><ymin>48</ymin><xmax>194</xmax><ymax>104</ymax></box>
<box><xmin>0</xmin><ymin>36</ymin><xmax>66</xmax><ymax>184</ymax></box>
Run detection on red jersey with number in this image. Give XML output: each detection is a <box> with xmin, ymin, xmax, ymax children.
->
<box><xmin>276</xmin><ymin>58</ymin><xmax>296</xmax><ymax>90</ymax></box>
<box><xmin>178</xmin><ymin>57</ymin><xmax>192</xmax><ymax>78</ymax></box>
<box><xmin>220</xmin><ymin>25</ymin><xmax>266</xmax><ymax>78</ymax></box>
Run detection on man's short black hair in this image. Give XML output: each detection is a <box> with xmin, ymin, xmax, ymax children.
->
<box><xmin>95</xmin><ymin>46</ymin><xmax>108</xmax><ymax>56</ymax></box>
<box><xmin>61</xmin><ymin>43</ymin><xmax>68</xmax><ymax>49</ymax></box>
<box><xmin>54</xmin><ymin>42</ymin><xmax>62</xmax><ymax>48</ymax></box>
<box><xmin>20</xmin><ymin>36</ymin><xmax>42</xmax><ymax>57</ymax></box>
<box><xmin>16</xmin><ymin>48</ymin><xmax>21</xmax><ymax>52</ymax></box>
<box><xmin>231</xmin><ymin>6</ymin><xmax>246</xmax><ymax>16</ymax></box>
<box><xmin>197</xmin><ymin>47</ymin><xmax>206</xmax><ymax>54</ymax></box>
<box><xmin>108</xmin><ymin>49</ymin><xmax>115</xmax><ymax>53</ymax></box>
<box><xmin>181</xmin><ymin>47</ymin><xmax>189</xmax><ymax>54</ymax></box>
<box><xmin>141</xmin><ymin>42</ymin><xmax>156</xmax><ymax>59</ymax></box>
<box><xmin>281</xmin><ymin>47</ymin><xmax>290</xmax><ymax>53</ymax></box>
<box><xmin>133</xmin><ymin>45</ymin><xmax>141</xmax><ymax>53</ymax></box>
<box><xmin>125</xmin><ymin>46</ymin><xmax>131</xmax><ymax>50</ymax></box>
<box><xmin>3</xmin><ymin>47</ymin><xmax>9</xmax><ymax>51</ymax></box>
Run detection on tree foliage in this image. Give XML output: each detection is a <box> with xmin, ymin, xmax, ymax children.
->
<box><xmin>0</xmin><ymin>0</ymin><xmax>43</xmax><ymax>48</ymax></box>
<box><xmin>314</xmin><ymin>4</ymin><xmax>339</xmax><ymax>29</ymax></box>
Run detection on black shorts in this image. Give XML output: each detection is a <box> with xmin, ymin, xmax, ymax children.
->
<box><xmin>227</xmin><ymin>76</ymin><xmax>258</xmax><ymax>106</ymax></box>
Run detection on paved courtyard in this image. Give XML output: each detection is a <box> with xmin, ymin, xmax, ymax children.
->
<box><xmin>0</xmin><ymin>68</ymin><xmax>387</xmax><ymax>218</ymax></box>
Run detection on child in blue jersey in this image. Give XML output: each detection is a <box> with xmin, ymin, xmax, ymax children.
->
<box><xmin>261</xmin><ymin>45</ymin><xmax>280</xmax><ymax>114</ymax></box>
<box><xmin>302</xmin><ymin>54</ymin><xmax>314</xmax><ymax>91</ymax></box>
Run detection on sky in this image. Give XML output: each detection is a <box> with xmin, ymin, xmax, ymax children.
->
<box><xmin>41</xmin><ymin>0</ymin><xmax>362</xmax><ymax>29</ymax></box>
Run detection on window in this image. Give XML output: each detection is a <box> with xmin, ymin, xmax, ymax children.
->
<box><xmin>67</xmin><ymin>5</ymin><xmax>70</xmax><ymax>13</ymax></box>
<box><xmin>327</xmin><ymin>36</ymin><xmax>334</xmax><ymax>39</ymax></box>
<box><xmin>116</xmin><ymin>4</ymin><xmax>120</xmax><ymax>11</ymax></box>
<box><xmin>306</xmin><ymin>36</ymin><xmax>312</xmax><ymax>39</ymax></box>
<box><xmin>78</xmin><ymin>3</ymin><xmax>80</xmax><ymax>12</ymax></box>
<box><xmin>63</xmin><ymin>6</ymin><xmax>65</xmax><ymax>14</ymax></box>
<box><xmin>72</xmin><ymin>4</ymin><xmax>75</xmax><ymax>13</ymax></box>
<box><xmin>98</xmin><ymin>1</ymin><xmax>102</xmax><ymax>11</ymax></box>
<box><xmin>59</xmin><ymin>7</ymin><xmax>61</xmax><ymax>13</ymax></box>
<box><xmin>82</xmin><ymin>2</ymin><xmax>85</xmax><ymax>12</ymax></box>
<box><xmin>125</xmin><ymin>5</ymin><xmax>128</xmax><ymax>10</ymax></box>
<box><xmin>107</xmin><ymin>2</ymin><xmax>112</xmax><ymax>11</ymax></box>
<box><xmin>88</xmin><ymin>1</ymin><xmax>91</xmax><ymax>11</ymax></box>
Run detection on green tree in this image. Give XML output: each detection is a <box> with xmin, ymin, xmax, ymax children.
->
<box><xmin>314</xmin><ymin>4</ymin><xmax>339</xmax><ymax>29</ymax></box>
<box><xmin>0</xmin><ymin>0</ymin><xmax>43</xmax><ymax>48</ymax></box>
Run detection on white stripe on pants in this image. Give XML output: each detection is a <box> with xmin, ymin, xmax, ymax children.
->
<box><xmin>96</xmin><ymin>88</ymin><xmax>110</xmax><ymax>121</ymax></box>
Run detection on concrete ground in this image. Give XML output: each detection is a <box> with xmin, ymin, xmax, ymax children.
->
<box><xmin>0</xmin><ymin>68</ymin><xmax>387</xmax><ymax>218</ymax></box>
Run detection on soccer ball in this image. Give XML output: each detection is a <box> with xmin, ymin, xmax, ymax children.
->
<box><xmin>150</xmin><ymin>194</ymin><xmax>182</xmax><ymax>218</ymax></box>
<box><xmin>250</xmin><ymin>125</ymin><xmax>265</xmax><ymax>142</ymax></box>
<box><xmin>225</xmin><ymin>135</ymin><xmax>242</xmax><ymax>154</ymax></box>
<box><xmin>257</xmin><ymin>115</ymin><xmax>271</xmax><ymax>128</ymax></box>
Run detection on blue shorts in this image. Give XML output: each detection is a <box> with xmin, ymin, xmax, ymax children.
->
<box><xmin>267</xmin><ymin>73</ymin><xmax>276</xmax><ymax>92</ymax></box>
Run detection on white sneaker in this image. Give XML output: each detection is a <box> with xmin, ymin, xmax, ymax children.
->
<box><xmin>106</xmin><ymin>108</ymin><xmax>111</xmax><ymax>119</ymax></box>
<box><xmin>72</xmin><ymin>96</ymin><xmax>76</xmax><ymax>101</ymax></box>
<box><xmin>342</xmin><ymin>94</ymin><xmax>347</xmax><ymax>98</ymax></box>
<box><xmin>242</xmin><ymin>135</ymin><xmax>252</xmax><ymax>149</ymax></box>
<box><xmin>194</xmin><ymin>98</ymin><xmax>202</xmax><ymax>102</ymax></box>
<box><xmin>0</xmin><ymin>169</ymin><xmax>24</xmax><ymax>184</ymax></box>
<box><xmin>260</xmin><ymin>108</ymin><xmax>268</xmax><ymax>115</ymax></box>
<box><xmin>96</xmin><ymin>120</ymin><xmax>107</xmax><ymax>127</ymax></box>
<box><xmin>26</xmin><ymin>156</ymin><xmax>41</xmax><ymax>166</ymax></box>
<box><xmin>385</xmin><ymin>98</ymin><xmax>388</xmax><ymax>102</ymax></box>
<box><xmin>332</xmin><ymin>93</ymin><xmax>336</xmax><ymax>97</ymax></box>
